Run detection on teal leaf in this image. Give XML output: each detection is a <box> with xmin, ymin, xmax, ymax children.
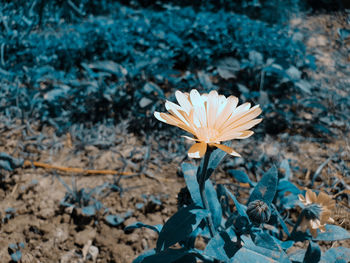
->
<box><xmin>223</xmin><ymin>185</ymin><xmax>248</xmax><ymax>218</ymax></box>
<box><xmin>125</xmin><ymin>222</ymin><xmax>162</xmax><ymax>234</ymax></box>
<box><xmin>253</xmin><ymin>232</ymin><xmax>281</xmax><ymax>252</ymax></box>
<box><xmin>313</xmin><ymin>225</ymin><xmax>350</xmax><ymax>241</ymax></box>
<box><xmin>248</xmin><ymin>166</ymin><xmax>278</xmax><ymax>206</ymax></box>
<box><xmin>320</xmin><ymin>247</ymin><xmax>350</xmax><ymax>263</ymax></box>
<box><xmin>280</xmin><ymin>159</ymin><xmax>292</xmax><ymax>179</ymax></box>
<box><xmin>204</xmin><ymin>179</ymin><xmax>223</xmax><ymax>229</ymax></box>
<box><xmin>303</xmin><ymin>241</ymin><xmax>321</xmax><ymax>263</ymax></box>
<box><xmin>140</xmin><ymin>248</ymin><xmax>196</xmax><ymax>263</ymax></box>
<box><xmin>230</xmin><ymin>247</ymin><xmax>279</xmax><ymax>263</ymax></box>
<box><xmin>133</xmin><ymin>249</ymin><xmax>156</xmax><ymax>263</ymax></box>
<box><xmin>204</xmin><ymin>230</ymin><xmax>239</xmax><ymax>261</ymax></box>
<box><xmin>228</xmin><ymin>169</ymin><xmax>255</xmax><ymax>186</ymax></box>
<box><xmin>11</xmin><ymin>251</ymin><xmax>22</xmax><ymax>262</ymax></box>
<box><xmin>182</xmin><ymin>163</ymin><xmax>203</xmax><ymax>206</ymax></box>
<box><xmin>182</xmin><ymin>163</ymin><xmax>222</xmax><ymax>229</ymax></box>
<box><xmin>156</xmin><ymin>205</ymin><xmax>208</xmax><ymax>252</ymax></box>
<box><xmin>105</xmin><ymin>215</ymin><xmax>124</xmax><ymax>227</ymax></box>
<box><xmin>278</xmin><ymin>180</ymin><xmax>301</xmax><ymax>195</ymax></box>
<box><xmin>197</xmin><ymin>144</ymin><xmax>227</xmax><ymax>181</ymax></box>
<box><xmin>240</xmin><ymin>235</ymin><xmax>290</xmax><ymax>263</ymax></box>
<box><xmin>288</xmin><ymin>249</ymin><xmax>306</xmax><ymax>263</ymax></box>
<box><xmin>82</xmin><ymin>205</ymin><xmax>96</xmax><ymax>216</ymax></box>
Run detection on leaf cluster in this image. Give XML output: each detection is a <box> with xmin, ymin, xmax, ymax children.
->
<box><xmin>0</xmin><ymin>1</ymin><xmax>311</xmax><ymax>134</ymax></box>
<box><xmin>126</xmin><ymin>149</ymin><xmax>350</xmax><ymax>262</ymax></box>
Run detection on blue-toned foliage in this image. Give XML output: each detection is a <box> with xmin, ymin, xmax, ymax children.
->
<box><xmin>8</xmin><ymin>243</ymin><xmax>25</xmax><ymax>262</ymax></box>
<box><xmin>320</xmin><ymin>247</ymin><xmax>350</xmax><ymax>263</ymax></box>
<box><xmin>182</xmin><ymin>163</ymin><xmax>222</xmax><ymax>229</ymax></box>
<box><xmin>156</xmin><ymin>205</ymin><xmax>208</xmax><ymax>252</ymax></box>
<box><xmin>131</xmin><ymin>153</ymin><xmax>350</xmax><ymax>263</ymax></box>
<box><xmin>313</xmin><ymin>225</ymin><xmax>350</xmax><ymax>241</ymax></box>
<box><xmin>0</xmin><ymin>152</ymin><xmax>24</xmax><ymax>172</ymax></box>
<box><xmin>105</xmin><ymin>210</ymin><xmax>133</xmax><ymax>227</ymax></box>
<box><xmin>0</xmin><ymin>1</ymin><xmax>312</xmax><ymax>135</ymax></box>
<box><xmin>204</xmin><ymin>230</ymin><xmax>239</xmax><ymax>261</ymax></box>
<box><xmin>57</xmin><ymin>176</ymin><xmax>109</xmax><ymax>220</ymax></box>
<box><xmin>303</xmin><ymin>241</ymin><xmax>321</xmax><ymax>263</ymax></box>
<box><xmin>248</xmin><ymin>166</ymin><xmax>278</xmax><ymax>206</ymax></box>
<box><xmin>228</xmin><ymin>169</ymin><xmax>255</xmax><ymax>186</ymax></box>
<box><xmin>125</xmin><ymin>222</ymin><xmax>163</xmax><ymax>234</ymax></box>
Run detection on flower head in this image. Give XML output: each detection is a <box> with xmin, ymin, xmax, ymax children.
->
<box><xmin>246</xmin><ymin>200</ymin><xmax>271</xmax><ymax>225</ymax></box>
<box><xmin>298</xmin><ymin>189</ymin><xmax>335</xmax><ymax>238</ymax></box>
<box><xmin>154</xmin><ymin>89</ymin><xmax>262</xmax><ymax>158</ymax></box>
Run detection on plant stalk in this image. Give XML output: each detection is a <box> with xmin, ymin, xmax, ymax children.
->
<box><xmin>290</xmin><ymin>209</ymin><xmax>305</xmax><ymax>239</ymax></box>
<box><xmin>198</xmin><ymin>147</ymin><xmax>216</xmax><ymax>238</ymax></box>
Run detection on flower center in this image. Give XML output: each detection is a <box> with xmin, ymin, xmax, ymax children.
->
<box><xmin>196</xmin><ymin>127</ymin><xmax>219</xmax><ymax>143</ymax></box>
<box><xmin>304</xmin><ymin>204</ymin><xmax>322</xmax><ymax>220</ymax></box>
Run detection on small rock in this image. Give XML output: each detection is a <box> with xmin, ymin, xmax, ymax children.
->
<box><xmin>123</xmin><ymin>217</ymin><xmax>137</xmax><ymax>228</ymax></box>
<box><xmin>126</xmin><ymin>233</ymin><xmax>139</xmax><ymax>243</ymax></box>
<box><xmin>74</xmin><ymin>228</ymin><xmax>96</xmax><ymax>246</ymax></box>
<box><xmin>88</xmin><ymin>245</ymin><xmax>99</xmax><ymax>263</ymax></box>
<box><xmin>54</xmin><ymin>225</ymin><xmax>69</xmax><ymax>244</ymax></box>
<box><xmin>141</xmin><ymin>239</ymin><xmax>148</xmax><ymax>250</ymax></box>
<box><xmin>139</xmin><ymin>97</ymin><xmax>153</xmax><ymax>108</ymax></box>
<box><xmin>60</xmin><ymin>250</ymin><xmax>80</xmax><ymax>263</ymax></box>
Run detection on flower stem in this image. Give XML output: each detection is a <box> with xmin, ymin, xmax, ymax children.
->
<box><xmin>198</xmin><ymin>147</ymin><xmax>216</xmax><ymax>238</ymax></box>
<box><xmin>290</xmin><ymin>210</ymin><xmax>305</xmax><ymax>239</ymax></box>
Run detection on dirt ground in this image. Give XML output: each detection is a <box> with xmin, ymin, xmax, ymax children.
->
<box><xmin>0</xmin><ymin>11</ymin><xmax>350</xmax><ymax>263</ymax></box>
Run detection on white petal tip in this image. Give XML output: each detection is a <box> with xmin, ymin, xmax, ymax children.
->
<box><xmin>154</xmin><ymin>112</ymin><xmax>167</xmax><ymax>123</ymax></box>
<box><xmin>188</xmin><ymin>151</ymin><xmax>201</xmax><ymax>158</ymax></box>
<box><xmin>230</xmin><ymin>152</ymin><xmax>241</xmax><ymax>157</ymax></box>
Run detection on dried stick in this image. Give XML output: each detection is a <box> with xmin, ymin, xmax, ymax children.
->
<box><xmin>23</xmin><ymin>160</ymin><xmax>134</xmax><ymax>176</ymax></box>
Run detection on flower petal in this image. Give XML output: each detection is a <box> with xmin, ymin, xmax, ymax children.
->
<box><xmin>206</xmin><ymin>90</ymin><xmax>219</xmax><ymax>128</ymax></box>
<box><xmin>154</xmin><ymin>112</ymin><xmax>194</xmax><ymax>134</ymax></box>
<box><xmin>235</xmin><ymin>130</ymin><xmax>254</xmax><ymax>139</ymax></box>
<box><xmin>190</xmin><ymin>89</ymin><xmax>207</xmax><ymax>128</ymax></box>
<box><xmin>175</xmin><ymin>90</ymin><xmax>192</xmax><ymax>114</ymax></box>
<box><xmin>215</xmin><ymin>131</ymin><xmax>243</xmax><ymax>142</ymax></box>
<box><xmin>210</xmin><ymin>143</ymin><xmax>241</xmax><ymax>157</ymax></box>
<box><xmin>188</xmin><ymin>142</ymin><xmax>207</xmax><ymax>158</ymax></box>
<box><xmin>223</xmin><ymin>102</ymin><xmax>251</xmax><ymax>126</ymax></box>
<box><xmin>165</xmin><ymin>100</ymin><xmax>190</xmax><ymax>126</ymax></box>
<box><xmin>231</xmin><ymin>118</ymin><xmax>263</xmax><ymax>132</ymax></box>
<box><xmin>306</xmin><ymin>190</ymin><xmax>317</xmax><ymax>203</ymax></box>
<box><xmin>228</xmin><ymin>105</ymin><xmax>262</xmax><ymax>129</ymax></box>
<box><xmin>214</xmin><ymin>95</ymin><xmax>239</xmax><ymax>130</ymax></box>
<box><xmin>182</xmin><ymin>135</ymin><xmax>199</xmax><ymax>141</ymax></box>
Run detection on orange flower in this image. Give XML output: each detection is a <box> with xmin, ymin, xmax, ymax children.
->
<box><xmin>154</xmin><ymin>89</ymin><xmax>262</xmax><ymax>158</ymax></box>
<box><xmin>298</xmin><ymin>189</ymin><xmax>335</xmax><ymax>238</ymax></box>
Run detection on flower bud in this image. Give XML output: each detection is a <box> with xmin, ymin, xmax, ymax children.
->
<box><xmin>246</xmin><ymin>200</ymin><xmax>271</xmax><ymax>225</ymax></box>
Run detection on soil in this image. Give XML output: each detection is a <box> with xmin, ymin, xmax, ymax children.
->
<box><xmin>0</xmin><ymin>10</ymin><xmax>350</xmax><ymax>263</ymax></box>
